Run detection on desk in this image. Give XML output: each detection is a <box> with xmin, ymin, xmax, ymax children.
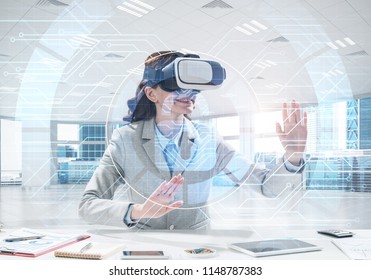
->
<box><xmin>1</xmin><ymin>226</ymin><xmax>370</xmax><ymax>260</ymax></box>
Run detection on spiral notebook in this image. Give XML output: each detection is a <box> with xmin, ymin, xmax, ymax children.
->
<box><xmin>54</xmin><ymin>241</ymin><xmax>125</xmax><ymax>259</ymax></box>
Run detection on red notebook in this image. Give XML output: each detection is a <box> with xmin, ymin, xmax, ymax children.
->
<box><xmin>0</xmin><ymin>228</ymin><xmax>90</xmax><ymax>257</ymax></box>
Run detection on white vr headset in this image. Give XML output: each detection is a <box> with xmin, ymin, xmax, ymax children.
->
<box><xmin>143</xmin><ymin>54</ymin><xmax>226</xmax><ymax>92</ymax></box>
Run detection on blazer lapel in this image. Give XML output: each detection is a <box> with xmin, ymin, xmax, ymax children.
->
<box><xmin>177</xmin><ymin>118</ymin><xmax>198</xmax><ymax>173</ymax></box>
<box><xmin>141</xmin><ymin>118</ymin><xmax>171</xmax><ymax>180</ymax></box>
<box><xmin>140</xmin><ymin>118</ymin><xmax>199</xmax><ymax>180</ymax></box>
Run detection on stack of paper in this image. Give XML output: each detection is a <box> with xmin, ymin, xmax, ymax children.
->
<box><xmin>0</xmin><ymin>228</ymin><xmax>90</xmax><ymax>257</ymax></box>
<box><xmin>332</xmin><ymin>239</ymin><xmax>371</xmax><ymax>260</ymax></box>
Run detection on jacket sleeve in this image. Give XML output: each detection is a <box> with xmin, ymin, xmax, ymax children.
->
<box><xmin>78</xmin><ymin>129</ymin><xmax>132</xmax><ymax>227</ymax></box>
<box><xmin>215</xmin><ymin>135</ymin><xmax>304</xmax><ymax>198</ymax></box>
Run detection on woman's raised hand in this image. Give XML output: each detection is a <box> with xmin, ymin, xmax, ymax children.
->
<box><xmin>131</xmin><ymin>174</ymin><xmax>184</xmax><ymax>220</ymax></box>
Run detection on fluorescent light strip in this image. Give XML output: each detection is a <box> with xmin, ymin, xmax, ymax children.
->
<box><xmin>255</xmin><ymin>64</ymin><xmax>265</xmax><ymax>69</ymax></box>
<box><xmin>328</xmin><ymin>71</ymin><xmax>337</xmax><ymax>76</ymax></box>
<box><xmin>335</xmin><ymin>69</ymin><xmax>344</xmax><ymax>75</ymax></box>
<box><xmin>117</xmin><ymin>5</ymin><xmax>142</xmax><ymax>17</ymax></box>
<box><xmin>265</xmin><ymin>60</ymin><xmax>277</xmax><ymax>66</ymax></box>
<box><xmin>129</xmin><ymin>0</ymin><xmax>154</xmax><ymax>10</ymax></box>
<box><xmin>0</xmin><ymin>87</ymin><xmax>17</xmax><ymax>92</ymax></box>
<box><xmin>250</xmin><ymin>20</ymin><xmax>267</xmax><ymax>30</ymax></box>
<box><xmin>123</xmin><ymin>2</ymin><xmax>149</xmax><ymax>14</ymax></box>
<box><xmin>344</xmin><ymin>37</ymin><xmax>355</xmax><ymax>46</ymax></box>
<box><xmin>260</xmin><ymin>62</ymin><xmax>271</xmax><ymax>67</ymax></box>
<box><xmin>96</xmin><ymin>82</ymin><xmax>113</xmax><ymax>88</ymax></box>
<box><xmin>234</xmin><ymin>26</ymin><xmax>252</xmax><ymax>35</ymax></box>
<box><xmin>242</xmin><ymin>23</ymin><xmax>259</xmax><ymax>33</ymax></box>
<box><xmin>335</xmin><ymin>40</ymin><xmax>347</xmax><ymax>48</ymax></box>
<box><xmin>70</xmin><ymin>38</ymin><xmax>94</xmax><ymax>47</ymax></box>
<box><xmin>76</xmin><ymin>35</ymin><xmax>99</xmax><ymax>44</ymax></box>
<box><xmin>327</xmin><ymin>42</ymin><xmax>338</xmax><ymax>50</ymax></box>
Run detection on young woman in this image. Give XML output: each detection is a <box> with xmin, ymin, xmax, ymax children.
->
<box><xmin>79</xmin><ymin>51</ymin><xmax>307</xmax><ymax>230</ymax></box>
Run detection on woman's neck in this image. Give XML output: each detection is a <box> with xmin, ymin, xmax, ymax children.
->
<box><xmin>155</xmin><ymin>115</ymin><xmax>184</xmax><ymax>139</ymax></box>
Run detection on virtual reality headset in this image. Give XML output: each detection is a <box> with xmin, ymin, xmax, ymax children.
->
<box><xmin>143</xmin><ymin>53</ymin><xmax>226</xmax><ymax>92</ymax></box>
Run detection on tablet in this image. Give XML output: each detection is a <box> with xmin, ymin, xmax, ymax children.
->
<box><xmin>121</xmin><ymin>250</ymin><xmax>170</xmax><ymax>259</ymax></box>
<box><xmin>229</xmin><ymin>239</ymin><xmax>322</xmax><ymax>257</ymax></box>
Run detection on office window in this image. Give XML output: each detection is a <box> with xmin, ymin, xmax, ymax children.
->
<box><xmin>250</xmin><ymin>99</ymin><xmax>371</xmax><ymax>192</ymax></box>
<box><xmin>80</xmin><ymin>124</ymin><xmax>105</xmax><ymax>141</ymax></box>
<box><xmin>309</xmin><ymin>98</ymin><xmax>371</xmax><ymax>192</ymax></box>
<box><xmin>211</xmin><ymin>116</ymin><xmax>240</xmax><ymax>187</ymax></box>
<box><xmin>57</xmin><ymin>124</ymin><xmax>79</xmax><ymax>141</ymax></box>
<box><xmin>214</xmin><ymin>115</ymin><xmax>240</xmax><ymax>152</ymax></box>
<box><xmin>254</xmin><ymin>110</ymin><xmax>284</xmax><ymax>154</ymax></box>
<box><xmin>56</xmin><ymin>123</ymin><xmax>106</xmax><ymax>184</ymax></box>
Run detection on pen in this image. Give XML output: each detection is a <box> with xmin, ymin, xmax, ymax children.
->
<box><xmin>4</xmin><ymin>235</ymin><xmax>45</xmax><ymax>242</ymax></box>
<box><xmin>80</xmin><ymin>242</ymin><xmax>92</xmax><ymax>253</ymax></box>
<box><xmin>0</xmin><ymin>249</ymin><xmax>16</xmax><ymax>254</ymax></box>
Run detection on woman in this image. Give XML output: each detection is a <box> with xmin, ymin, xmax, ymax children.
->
<box><xmin>79</xmin><ymin>51</ymin><xmax>307</xmax><ymax>230</ymax></box>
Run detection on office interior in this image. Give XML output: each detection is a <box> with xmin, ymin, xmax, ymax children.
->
<box><xmin>0</xmin><ymin>0</ymin><xmax>371</xmax><ymax>231</ymax></box>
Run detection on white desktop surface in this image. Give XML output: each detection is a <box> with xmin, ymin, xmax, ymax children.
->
<box><xmin>1</xmin><ymin>226</ymin><xmax>370</xmax><ymax>260</ymax></box>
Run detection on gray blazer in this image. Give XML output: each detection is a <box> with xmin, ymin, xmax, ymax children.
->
<box><xmin>78</xmin><ymin>118</ymin><xmax>303</xmax><ymax>230</ymax></box>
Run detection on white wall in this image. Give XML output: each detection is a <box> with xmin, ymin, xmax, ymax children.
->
<box><xmin>1</xmin><ymin>119</ymin><xmax>22</xmax><ymax>175</ymax></box>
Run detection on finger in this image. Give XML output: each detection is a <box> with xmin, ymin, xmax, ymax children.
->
<box><xmin>276</xmin><ymin>122</ymin><xmax>284</xmax><ymax>141</ymax></box>
<box><xmin>167</xmin><ymin>178</ymin><xmax>183</xmax><ymax>197</ymax></box>
<box><xmin>162</xmin><ymin>175</ymin><xmax>182</xmax><ymax>195</ymax></box>
<box><xmin>289</xmin><ymin>100</ymin><xmax>296</xmax><ymax>123</ymax></box>
<box><xmin>159</xmin><ymin>175</ymin><xmax>179</xmax><ymax>195</ymax></box>
<box><xmin>303</xmin><ymin>111</ymin><xmax>307</xmax><ymax>127</ymax></box>
<box><xmin>282</xmin><ymin>102</ymin><xmax>288</xmax><ymax>123</ymax></box>
<box><xmin>154</xmin><ymin>180</ymin><xmax>167</xmax><ymax>196</ymax></box>
<box><xmin>162</xmin><ymin>200</ymin><xmax>183</xmax><ymax>215</ymax></box>
<box><xmin>275</xmin><ymin>122</ymin><xmax>283</xmax><ymax>135</ymax></box>
<box><xmin>294</xmin><ymin>100</ymin><xmax>301</xmax><ymax>124</ymax></box>
<box><xmin>169</xmin><ymin>200</ymin><xmax>183</xmax><ymax>209</ymax></box>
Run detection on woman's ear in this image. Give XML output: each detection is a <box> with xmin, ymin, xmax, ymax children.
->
<box><xmin>144</xmin><ymin>87</ymin><xmax>157</xmax><ymax>103</ymax></box>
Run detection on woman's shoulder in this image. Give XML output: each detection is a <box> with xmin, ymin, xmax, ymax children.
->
<box><xmin>114</xmin><ymin>121</ymin><xmax>142</xmax><ymax>136</ymax></box>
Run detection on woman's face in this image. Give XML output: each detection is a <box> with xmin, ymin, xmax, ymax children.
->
<box><xmin>152</xmin><ymin>87</ymin><xmax>197</xmax><ymax>118</ymax></box>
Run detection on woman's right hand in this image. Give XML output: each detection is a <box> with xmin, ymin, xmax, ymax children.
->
<box><xmin>130</xmin><ymin>174</ymin><xmax>184</xmax><ymax>220</ymax></box>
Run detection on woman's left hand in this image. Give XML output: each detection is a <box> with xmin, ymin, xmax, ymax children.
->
<box><xmin>276</xmin><ymin>100</ymin><xmax>307</xmax><ymax>166</ymax></box>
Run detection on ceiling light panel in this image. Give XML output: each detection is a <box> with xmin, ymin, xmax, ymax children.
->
<box><xmin>327</xmin><ymin>37</ymin><xmax>357</xmax><ymax>49</ymax></box>
<box><xmin>117</xmin><ymin>0</ymin><xmax>155</xmax><ymax>17</ymax></box>
<box><xmin>70</xmin><ymin>35</ymin><xmax>99</xmax><ymax>47</ymax></box>
<box><xmin>235</xmin><ymin>20</ymin><xmax>268</xmax><ymax>36</ymax></box>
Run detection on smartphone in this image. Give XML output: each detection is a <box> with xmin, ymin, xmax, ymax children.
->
<box><xmin>317</xmin><ymin>230</ymin><xmax>354</xmax><ymax>238</ymax></box>
<box><xmin>121</xmin><ymin>250</ymin><xmax>169</xmax><ymax>259</ymax></box>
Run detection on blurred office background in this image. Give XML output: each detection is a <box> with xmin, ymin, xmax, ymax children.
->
<box><xmin>1</xmin><ymin>0</ymin><xmax>371</xmax><ymax>229</ymax></box>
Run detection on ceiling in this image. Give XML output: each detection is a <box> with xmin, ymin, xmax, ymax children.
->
<box><xmin>0</xmin><ymin>0</ymin><xmax>371</xmax><ymax>122</ymax></box>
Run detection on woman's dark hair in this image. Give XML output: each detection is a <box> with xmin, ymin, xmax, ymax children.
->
<box><xmin>129</xmin><ymin>80</ymin><xmax>157</xmax><ymax>122</ymax></box>
<box><xmin>124</xmin><ymin>51</ymin><xmax>191</xmax><ymax>123</ymax></box>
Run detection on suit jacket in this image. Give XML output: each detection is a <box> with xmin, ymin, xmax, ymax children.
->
<box><xmin>78</xmin><ymin>118</ymin><xmax>303</xmax><ymax>230</ymax></box>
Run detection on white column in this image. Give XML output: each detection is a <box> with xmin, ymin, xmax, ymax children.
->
<box><xmin>21</xmin><ymin>120</ymin><xmax>55</xmax><ymax>188</ymax></box>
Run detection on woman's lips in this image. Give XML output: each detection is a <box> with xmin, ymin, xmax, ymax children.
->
<box><xmin>175</xmin><ymin>98</ymin><xmax>194</xmax><ymax>104</ymax></box>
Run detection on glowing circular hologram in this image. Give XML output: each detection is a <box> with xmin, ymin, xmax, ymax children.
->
<box><xmin>105</xmin><ymin>51</ymin><xmax>259</xmax><ymax>209</ymax></box>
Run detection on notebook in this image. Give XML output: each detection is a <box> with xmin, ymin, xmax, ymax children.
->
<box><xmin>0</xmin><ymin>228</ymin><xmax>90</xmax><ymax>257</ymax></box>
<box><xmin>54</xmin><ymin>241</ymin><xmax>125</xmax><ymax>259</ymax></box>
